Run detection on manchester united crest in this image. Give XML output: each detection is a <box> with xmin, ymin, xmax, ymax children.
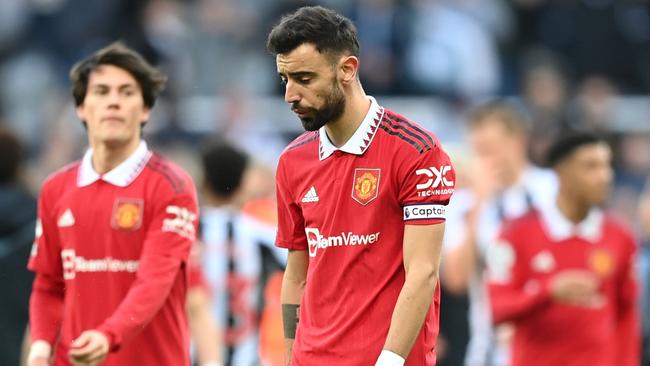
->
<box><xmin>589</xmin><ymin>248</ymin><xmax>614</xmax><ymax>277</ymax></box>
<box><xmin>112</xmin><ymin>198</ymin><xmax>144</xmax><ymax>230</ymax></box>
<box><xmin>351</xmin><ymin>168</ymin><xmax>380</xmax><ymax>205</ymax></box>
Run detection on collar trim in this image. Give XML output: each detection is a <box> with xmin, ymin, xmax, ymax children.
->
<box><xmin>77</xmin><ymin>141</ymin><xmax>151</xmax><ymax>187</ymax></box>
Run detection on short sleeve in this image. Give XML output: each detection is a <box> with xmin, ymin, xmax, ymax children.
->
<box><xmin>399</xmin><ymin>143</ymin><xmax>455</xmax><ymax>224</ymax></box>
<box><xmin>28</xmin><ymin>184</ymin><xmax>63</xmax><ymax>277</ymax></box>
<box><xmin>275</xmin><ymin>155</ymin><xmax>307</xmax><ymax>250</ymax></box>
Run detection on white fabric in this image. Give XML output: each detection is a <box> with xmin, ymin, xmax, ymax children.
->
<box><xmin>78</xmin><ymin>140</ymin><xmax>151</xmax><ymax>187</ymax></box>
<box><xmin>374</xmin><ymin>350</ymin><xmax>405</xmax><ymax>366</ymax></box>
<box><xmin>319</xmin><ymin>96</ymin><xmax>383</xmax><ymax>160</ymax></box>
<box><xmin>538</xmin><ymin>200</ymin><xmax>603</xmax><ymax>243</ymax></box>
<box><xmin>201</xmin><ymin>206</ymin><xmax>286</xmax><ymax>366</ymax></box>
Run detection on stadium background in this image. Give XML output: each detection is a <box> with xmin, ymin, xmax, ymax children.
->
<box><xmin>0</xmin><ymin>0</ymin><xmax>649</xmax><ymax>365</ymax></box>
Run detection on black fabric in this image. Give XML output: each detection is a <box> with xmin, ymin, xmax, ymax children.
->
<box><xmin>0</xmin><ymin>184</ymin><xmax>36</xmax><ymax>366</ymax></box>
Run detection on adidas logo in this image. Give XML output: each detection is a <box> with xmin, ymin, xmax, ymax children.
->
<box><xmin>301</xmin><ymin>186</ymin><xmax>319</xmax><ymax>203</ymax></box>
<box><xmin>57</xmin><ymin>209</ymin><xmax>75</xmax><ymax>227</ymax></box>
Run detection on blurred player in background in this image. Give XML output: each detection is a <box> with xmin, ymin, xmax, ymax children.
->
<box><xmin>0</xmin><ymin>129</ymin><xmax>36</xmax><ymax>366</ymax></box>
<box><xmin>487</xmin><ymin>132</ymin><xmax>639</xmax><ymax>366</ymax></box>
<box><xmin>198</xmin><ymin>140</ymin><xmax>285</xmax><ymax>366</ymax></box>
<box><xmin>267</xmin><ymin>6</ymin><xmax>454</xmax><ymax>366</ymax></box>
<box><xmin>441</xmin><ymin>101</ymin><xmax>556</xmax><ymax>366</ymax></box>
<box><xmin>27</xmin><ymin>43</ymin><xmax>199</xmax><ymax>366</ymax></box>
<box><xmin>638</xmin><ymin>178</ymin><xmax>650</xmax><ymax>365</ymax></box>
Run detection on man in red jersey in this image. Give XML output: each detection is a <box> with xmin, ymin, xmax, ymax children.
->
<box><xmin>266</xmin><ymin>6</ymin><xmax>455</xmax><ymax>366</ymax></box>
<box><xmin>487</xmin><ymin>132</ymin><xmax>640</xmax><ymax>366</ymax></box>
<box><xmin>26</xmin><ymin>43</ymin><xmax>199</xmax><ymax>366</ymax></box>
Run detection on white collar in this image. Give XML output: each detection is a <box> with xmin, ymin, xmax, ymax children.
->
<box><xmin>539</xmin><ymin>200</ymin><xmax>604</xmax><ymax>243</ymax></box>
<box><xmin>77</xmin><ymin>141</ymin><xmax>152</xmax><ymax>187</ymax></box>
<box><xmin>319</xmin><ymin>96</ymin><xmax>384</xmax><ymax>161</ymax></box>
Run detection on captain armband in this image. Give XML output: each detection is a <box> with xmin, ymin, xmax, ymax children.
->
<box><xmin>282</xmin><ymin>304</ymin><xmax>300</xmax><ymax>339</ymax></box>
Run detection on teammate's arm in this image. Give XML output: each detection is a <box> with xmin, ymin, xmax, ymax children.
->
<box><xmin>379</xmin><ymin>223</ymin><xmax>445</xmax><ymax>365</ymax></box>
<box><xmin>281</xmin><ymin>249</ymin><xmax>308</xmax><ymax>366</ymax></box>
<box><xmin>614</xmin><ymin>239</ymin><xmax>640</xmax><ymax>366</ymax></box>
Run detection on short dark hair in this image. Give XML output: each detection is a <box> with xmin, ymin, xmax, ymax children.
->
<box><xmin>70</xmin><ymin>42</ymin><xmax>167</xmax><ymax>108</ymax></box>
<box><xmin>200</xmin><ymin>141</ymin><xmax>249</xmax><ymax>198</ymax></box>
<box><xmin>266</xmin><ymin>6</ymin><xmax>359</xmax><ymax>60</ymax></box>
<box><xmin>0</xmin><ymin>128</ymin><xmax>24</xmax><ymax>184</ymax></box>
<box><xmin>467</xmin><ymin>100</ymin><xmax>529</xmax><ymax>135</ymax></box>
<box><xmin>546</xmin><ymin>131</ymin><xmax>607</xmax><ymax>167</ymax></box>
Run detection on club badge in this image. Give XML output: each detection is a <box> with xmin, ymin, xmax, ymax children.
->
<box><xmin>112</xmin><ymin>198</ymin><xmax>144</xmax><ymax>230</ymax></box>
<box><xmin>351</xmin><ymin>168</ymin><xmax>380</xmax><ymax>205</ymax></box>
<box><xmin>589</xmin><ymin>248</ymin><xmax>614</xmax><ymax>277</ymax></box>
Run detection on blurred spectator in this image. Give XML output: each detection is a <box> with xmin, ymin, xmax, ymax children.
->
<box><xmin>519</xmin><ymin>48</ymin><xmax>571</xmax><ymax>165</ymax></box>
<box><xmin>403</xmin><ymin>0</ymin><xmax>500</xmax><ymax>98</ymax></box>
<box><xmin>198</xmin><ymin>140</ymin><xmax>285</xmax><ymax>366</ymax></box>
<box><xmin>0</xmin><ymin>128</ymin><xmax>36</xmax><ymax>366</ymax></box>
<box><xmin>442</xmin><ymin>101</ymin><xmax>557</xmax><ymax>366</ymax></box>
<box><xmin>639</xmin><ymin>178</ymin><xmax>650</xmax><ymax>366</ymax></box>
<box><xmin>569</xmin><ymin>75</ymin><xmax>618</xmax><ymax>132</ymax></box>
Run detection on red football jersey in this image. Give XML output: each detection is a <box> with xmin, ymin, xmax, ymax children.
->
<box><xmin>487</xmin><ymin>205</ymin><xmax>639</xmax><ymax>366</ymax></box>
<box><xmin>28</xmin><ymin>142</ymin><xmax>199</xmax><ymax>366</ymax></box>
<box><xmin>275</xmin><ymin>97</ymin><xmax>455</xmax><ymax>365</ymax></box>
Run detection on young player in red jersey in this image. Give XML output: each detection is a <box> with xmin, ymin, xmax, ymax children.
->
<box><xmin>487</xmin><ymin>132</ymin><xmax>640</xmax><ymax>366</ymax></box>
<box><xmin>267</xmin><ymin>6</ymin><xmax>455</xmax><ymax>366</ymax></box>
<box><xmin>27</xmin><ymin>43</ymin><xmax>199</xmax><ymax>366</ymax></box>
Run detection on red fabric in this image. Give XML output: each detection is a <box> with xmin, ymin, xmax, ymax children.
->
<box><xmin>275</xmin><ymin>107</ymin><xmax>454</xmax><ymax>366</ymax></box>
<box><xmin>28</xmin><ymin>154</ymin><xmax>198</xmax><ymax>366</ymax></box>
<box><xmin>487</xmin><ymin>211</ymin><xmax>640</xmax><ymax>366</ymax></box>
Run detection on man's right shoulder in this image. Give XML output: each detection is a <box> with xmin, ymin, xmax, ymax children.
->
<box><xmin>281</xmin><ymin>130</ymin><xmax>320</xmax><ymax>158</ymax></box>
<box><xmin>41</xmin><ymin>161</ymin><xmax>80</xmax><ymax>191</ymax></box>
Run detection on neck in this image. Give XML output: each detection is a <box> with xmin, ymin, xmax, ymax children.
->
<box><xmin>91</xmin><ymin>139</ymin><xmax>141</xmax><ymax>174</ymax></box>
<box><xmin>502</xmin><ymin>158</ymin><xmax>527</xmax><ymax>188</ymax></box>
<box><xmin>324</xmin><ymin>86</ymin><xmax>369</xmax><ymax>147</ymax></box>
<box><xmin>556</xmin><ymin>188</ymin><xmax>590</xmax><ymax>224</ymax></box>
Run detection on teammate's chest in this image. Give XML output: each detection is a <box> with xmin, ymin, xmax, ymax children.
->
<box><xmin>526</xmin><ymin>239</ymin><xmax>622</xmax><ymax>280</ymax></box>
<box><xmin>55</xmin><ymin>183</ymin><xmax>149</xmax><ymax>251</ymax></box>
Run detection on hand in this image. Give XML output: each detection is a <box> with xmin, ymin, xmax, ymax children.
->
<box><xmin>549</xmin><ymin>270</ymin><xmax>605</xmax><ymax>308</ymax></box>
<box><xmin>68</xmin><ymin>330</ymin><xmax>110</xmax><ymax>366</ymax></box>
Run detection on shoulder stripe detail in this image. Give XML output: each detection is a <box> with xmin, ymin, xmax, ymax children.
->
<box><xmin>378</xmin><ymin>124</ymin><xmax>426</xmax><ymax>154</ymax></box>
<box><xmin>384</xmin><ymin>111</ymin><xmax>435</xmax><ymax>148</ymax></box>
<box><xmin>381</xmin><ymin>116</ymin><xmax>432</xmax><ymax>152</ymax></box>
<box><xmin>286</xmin><ymin>131</ymin><xmax>319</xmax><ymax>151</ymax></box>
<box><xmin>147</xmin><ymin>155</ymin><xmax>185</xmax><ymax>193</ymax></box>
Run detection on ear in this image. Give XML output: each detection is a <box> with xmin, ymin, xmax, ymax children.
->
<box><xmin>76</xmin><ymin>104</ymin><xmax>86</xmax><ymax>122</ymax></box>
<box><xmin>141</xmin><ymin>106</ymin><xmax>151</xmax><ymax>126</ymax></box>
<box><xmin>338</xmin><ymin>55</ymin><xmax>359</xmax><ymax>85</ymax></box>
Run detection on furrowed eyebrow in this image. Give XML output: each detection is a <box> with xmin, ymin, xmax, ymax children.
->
<box><xmin>286</xmin><ymin>71</ymin><xmax>316</xmax><ymax>79</ymax></box>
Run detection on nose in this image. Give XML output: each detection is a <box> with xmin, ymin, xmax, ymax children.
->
<box><xmin>107</xmin><ymin>90</ymin><xmax>121</xmax><ymax>109</ymax></box>
<box><xmin>284</xmin><ymin>80</ymin><xmax>300</xmax><ymax>104</ymax></box>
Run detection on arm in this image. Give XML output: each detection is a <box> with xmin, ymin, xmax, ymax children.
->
<box><xmin>187</xmin><ymin>286</ymin><xmax>223</xmax><ymax>366</ymax></box>
<box><xmin>381</xmin><ymin>223</ymin><xmax>444</xmax><ymax>361</ymax></box>
<box><xmin>615</xmin><ymin>240</ymin><xmax>640</xmax><ymax>366</ymax></box>
<box><xmin>28</xmin><ymin>273</ymin><xmax>64</xmax><ymax>365</ymax></box>
<box><xmin>486</xmin><ymin>239</ymin><xmax>552</xmax><ymax>324</ymax></box>
<box><xmin>281</xmin><ymin>249</ymin><xmax>308</xmax><ymax>366</ymax></box>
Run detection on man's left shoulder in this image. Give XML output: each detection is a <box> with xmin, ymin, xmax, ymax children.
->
<box><xmin>143</xmin><ymin>153</ymin><xmax>195</xmax><ymax>195</ymax></box>
<box><xmin>378</xmin><ymin>108</ymin><xmax>440</xmax><ymax>156</ymax></box>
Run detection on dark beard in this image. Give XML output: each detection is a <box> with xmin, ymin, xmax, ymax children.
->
<box><xmin>296</xmin><ymin>83</ymin><xmax>346</xmax><ymax>132</ymax></box>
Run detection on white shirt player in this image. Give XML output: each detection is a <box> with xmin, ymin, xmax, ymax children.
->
<box><xmin>443</xmin><ymin>166</ymin><xmax>557</xmax><ymax>366</ymax></box>
<box><xmin>201</xmin><ymin>206</ymin><xmax>287</xmax><ymax>366</ymax></box>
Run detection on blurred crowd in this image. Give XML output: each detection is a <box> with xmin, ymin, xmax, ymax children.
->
<box><xmin>0</xmin><ymin>0</ymin><xmax>649</xmax><ymax>365</ymax></box>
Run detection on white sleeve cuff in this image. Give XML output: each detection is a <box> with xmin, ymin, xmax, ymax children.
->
<box><xmin>28</xmin><ymin>340</ymin><xmax>52</xmax><ymax>362</ymax></box>
<box><xmin>375</xmin><ymin>350</ymin><xmax>405</xmax><ymax>366</ymax></box>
